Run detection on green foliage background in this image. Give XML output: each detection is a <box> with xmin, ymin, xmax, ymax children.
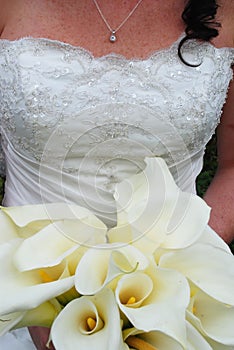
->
<box><xmin>196</xmin><ymin>136</ymin><xmax>218</xmax><ymax>198</ymax></box>
<box><xmin>0</xmin><ymin>135</ymin><xmax>233</xmax><ymax>252</ymax></box>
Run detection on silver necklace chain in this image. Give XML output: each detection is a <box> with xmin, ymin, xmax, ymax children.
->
<box><xmin>92</xmin><ymin>0</ymin><xmax>144</xmax><ymax>42</ymax></box>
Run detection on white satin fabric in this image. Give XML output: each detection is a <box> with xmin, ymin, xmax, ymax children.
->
<box><xmin>0</xmin><ymin>328</ymin><xmax>36</xmax><ymax>349</ymax></box>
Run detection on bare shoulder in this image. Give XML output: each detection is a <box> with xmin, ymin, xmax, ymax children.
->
<box><xmin>216</xmin><ymin>0</ymin><xmax>234</xmax><ymax>46</ymax></box>
<box><xmin>0</xmin><ymin>0</ymin><xmax>17</xmax><ymax>36</ymax></box>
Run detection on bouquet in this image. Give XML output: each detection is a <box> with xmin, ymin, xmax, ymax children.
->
<box><xmin>0</xmin><ymin>157</ymin><xmax>234</xmax><ymax>350</ymax></box>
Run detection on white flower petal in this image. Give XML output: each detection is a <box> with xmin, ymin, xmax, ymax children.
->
<box><xmin>160</xmin><ymin>190</ymin><xmax>210</xmax><ymax>249</ymax></box>
<box><xmin>13</xmin><ymin>222</ymin><xmax>81</xmax><ymax>271</ymax></box>
<box><xmin>75</xmin><ymin>243</ymin><xmax>148</xmax><ymax>295</ymax></box>
<box><xmin>1</xmin><ymin>203</ymin><xmax>107</xmax><ymax>241</ymax></box>
<box><xmin>107</xmin><ymin>224</ymin><xmax>133</xmax><ymax>245</ymax></box>
<box><xmin>12</xmin><ymin>209</ymin><xmax>106</xmax><ymax>271</ymax></box>
<box><xmin>123</xmin><ymin>327</ymin><xmax>184</xmax><ymax>350</ymax></box>
<box><xmin>16</xmin><ymin>299</ymin><xmax>62</xmax><ymax>328</ymax></box>
<box><xmin>0</xmin><ymin>312</ymin><xmax>26</xmax><ymax>336</ymax></box>
<box><xmin>108</xmin><ymin>224</ymin><xmax>161</xmax><ymax>255</ymax></box>
<box><xmin>116</xmin><ymin>263</ymin><xmax>189</xmax><ymax>346</ymax></box>
<box><xmin>1</xmin><ymin>203</ymin><xmax>101</xmax><ymax>226</ymax></box>
<box><xmin>159</xmin><ymin>243</ymin><xmax>234</xmax><ymax>305</ymax></box>
<box><xmin>0</xmin><ymin>240</ymin><xmax>74</xmax><ymax>315</ymax></box>
<box><xmin>117</xmin><ymin>272</ymin><xmax>153</xmax><ymax>308</ymax></box>
<box><xmin>206</xmin><ymin>338</ymin><xmax>234</xmax><ymax>350</ymax></box>
<box><xmin>1</xmin><ymin>204</ymin><xmax>52</xmax><ymax>228</ymax></box>
<box><xmin>197</xmin><ymin>225</ymin><xmax>232</xmax><ymax>253</ymax></box>
<box><xmin>75</xmin><ymin>247</ymin><xmax>111</xmax><ymax>295</ymax></box>
<box><xmin>187</xmin><ymin>290</ymin><xmax>234</xmax><ymax>345</ymax></box>
<box><xmin>51</xmin><ymin>288</ymin><xmax>127</xmax><ymax>350</ymax></box>
<box><xmin>0</xmin><ymin>209</ymin><xmax>19</xmax><ymax>243</ymax></box>
<box><xmin>186</xmin><ymin>321</ymin><xmax>213</xmax><ymax>350</ymax></box>
<box><xmin>110</xmin><ymin>244</ymin><xmax>149</xmax><ymax>272</ymax></box>
<box><xmin>114</xmin><ymin>157</ymin><xmax>210</xmax><ymax>249</ymax></box>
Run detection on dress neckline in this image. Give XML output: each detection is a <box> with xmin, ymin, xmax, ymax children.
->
<box><xmin>0</xmin><ymin>33</ymin><xmax>233</xmax><ymax>63</ymax></box>
<box><xmin>0</xmin><ymin>32</ymin><xmax>185</xmax><ymax>62</ymax></box>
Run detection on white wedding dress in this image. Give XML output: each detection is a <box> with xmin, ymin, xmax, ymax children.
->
<box><xmin>0</xmin><ymin>34</ymin><xmax>233</xmax><ymax>349</ymax></box>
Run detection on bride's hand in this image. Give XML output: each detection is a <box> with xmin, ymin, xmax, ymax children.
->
<box><xmin>28</xmin><ymin>327</ymin><xmax>55</xmax><ymax>350</ymax></box>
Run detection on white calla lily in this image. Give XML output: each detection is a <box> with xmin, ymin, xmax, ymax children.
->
<box><xmin>187</xmin><ymin>288</ymin><xmax>234</xmax><ymax>345</ymax></box>
<box><xmin>75</xmin><ymin>243</ymin><xmax>148</xmax><ymax>295</ymax></box>
<box><xmin>123</xmin><ymin>322</ymin><xmax>214</xmax><ymax>350</ymax></box>
<box><xmin>159</xmin><ymin>243</ymin><xmax>234</xmax><ymax>305</ymax></box>
<box><xmin>1</xmin><ymin>203</ymin><xmax>107</xmax><ymax>240</ymax></box>
<box><xmin>15</xmin><ymin>299</ymin><xmax>62</xmax><ymax>329</ymax></box>
<box><xmin>0</xmin><ymin>240</ymin><xmax>74</xmax><ymax>315</ymax></box>
<box><xmin>206</xmin><ymin>338</ymin><xmax>234</xmax><ymax>350</ymax></box>
<box><xmin>0</xmin><ymin>201</ymin><xmax>107</xmax><ymax>318</ymax></box>
<box><xmin>51</xmin><ymin>288</ymin><xmax>128</xmax><ymax>350</ymax></box>
<box><xmin>13</xmin><ymin>222</ymin><xmax>81</xmax><ymax>271</ymax></box>
<box><xmin>0</xmin><ymin>209</ymin><xmax>19</xmax><ymax>243</ymax></box>
<box><xmin>0</xmin><ymin>312</ymin><xmax>26</xmax><ymax>336</ymax></box>
<box><xmin>13</xmin><ymin>219</ymin><xmax>106</xmax><ymax>272</ymax></box>
<box><xmin>115</xmin><ymin>262</ymin><xmax>190</xmax><ymax>347</ymax></box>
<box><xmin>0</xmin><ymin>301</ymin><xmax>61</xmax><ymax>342</ymax></box>
<box><xmin>186</xmin><ymin>321</ymin><xmax>213</xmax><ymax>350</ymax></box>
<box><xmin>117</xmin><ymin>272</ymin><xmax>153</xmax><ymax>308</ymax></box>
<box><xmin>1</xmin><ymin>202</ymin><xmax>104</xmax><ymax>227</ymax></box>
<box><xmin>123</xmin><ymin>327</ymin><xmax>184</xmax><ymax>350</ymax></box>
<box><xmin>111</xmin><ymin>157</ymin><xmax>210</xmax><ymax>251</ymax></box>
<box><xmin>1</xmin><ymin>156</ymin><xmax>234</xmax><ymax>350</ymax></box>
<box><xmin>197</xmin><ymin>225</ymin><xmax>232</xmax><ymax>253</ymax></box>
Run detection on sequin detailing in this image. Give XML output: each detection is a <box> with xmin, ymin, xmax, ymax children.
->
<box><xmin>0</xmin><ymin>36</ymin><xmax>233</xmax><ymax>206</ymax></box>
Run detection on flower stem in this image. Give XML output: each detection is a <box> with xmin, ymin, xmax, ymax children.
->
<box><xmin>126</xmin><ymin>336</ymin><xmax>158</xmax><ymax>350</ymax></box>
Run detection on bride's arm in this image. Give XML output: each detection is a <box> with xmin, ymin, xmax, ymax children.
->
<box><xmin>203</xmin><ymin>0</ymin><xmax>234</xmax><ymax>243</ymax></box>
<box><xmin>204</xmin><ymin>73</ymin><xmax>234</xmax><ymax>243</ymax></box>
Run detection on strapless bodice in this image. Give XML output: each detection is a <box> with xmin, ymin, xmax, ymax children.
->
<box><xmin>0</xmin><ymin>36</ymin><xmax>233</xmax><ymax>225</ymax></box>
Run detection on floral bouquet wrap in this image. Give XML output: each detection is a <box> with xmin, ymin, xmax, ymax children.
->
<box><xmin>0</xmin><ymin>157</ymin><xmax>234</xmax><ymax>350</ymax></box>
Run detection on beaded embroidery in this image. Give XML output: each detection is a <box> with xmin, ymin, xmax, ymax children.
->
<box><xmin>0</xmin><ymin>37</ymin><xmax>233</xmax><ymax>186</ymax></box>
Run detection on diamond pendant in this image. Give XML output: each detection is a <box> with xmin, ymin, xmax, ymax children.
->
<box><xmin>109</xmin><ymin>30</ymin><xmax>117</xmax><ymax>43</ymax></box>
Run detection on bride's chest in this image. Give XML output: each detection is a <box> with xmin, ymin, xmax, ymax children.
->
<box><xmin>0</xmin><ymin>37</ymin><xmax>233</xmax><ymax>166</ymax></box>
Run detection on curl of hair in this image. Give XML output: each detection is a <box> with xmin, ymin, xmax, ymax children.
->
<box><xmin>179</xmin><ymin>0</ymin><xmax>221</xmax><ymax>66</ymax></box>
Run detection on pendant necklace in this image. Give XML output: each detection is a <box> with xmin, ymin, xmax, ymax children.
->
<box><xmin>92</xmin><ymin>0</ymin><xmax>144</xmax><ymax>43</ymax></box>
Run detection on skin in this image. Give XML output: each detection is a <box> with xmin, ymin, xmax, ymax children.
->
<box><xmin>0</xmin><ymin>0</ymin><xmax>233</xmax><ymax>349</ymax></box>
<box><xmin>203</xmin><ymin>0</ymin><xmax>234</xmax><ymax>244</ymax></box>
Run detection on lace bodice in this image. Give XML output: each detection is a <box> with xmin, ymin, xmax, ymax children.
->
<box><xmin>0</xmin><ymin>36</ymin><xmax>233</xmax><ymax>225</ymax></box>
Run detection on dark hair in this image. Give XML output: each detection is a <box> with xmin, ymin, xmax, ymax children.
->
<box><xmin>179</xmin><ymin>0</ymin><xmax>221</xmax><ymax>65</ymax></box>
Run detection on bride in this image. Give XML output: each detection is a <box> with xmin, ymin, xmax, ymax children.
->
<box><xmin>0</xmin><ymin>0</ymin><xmax>233</xmax><ymax>349</ymax></box>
